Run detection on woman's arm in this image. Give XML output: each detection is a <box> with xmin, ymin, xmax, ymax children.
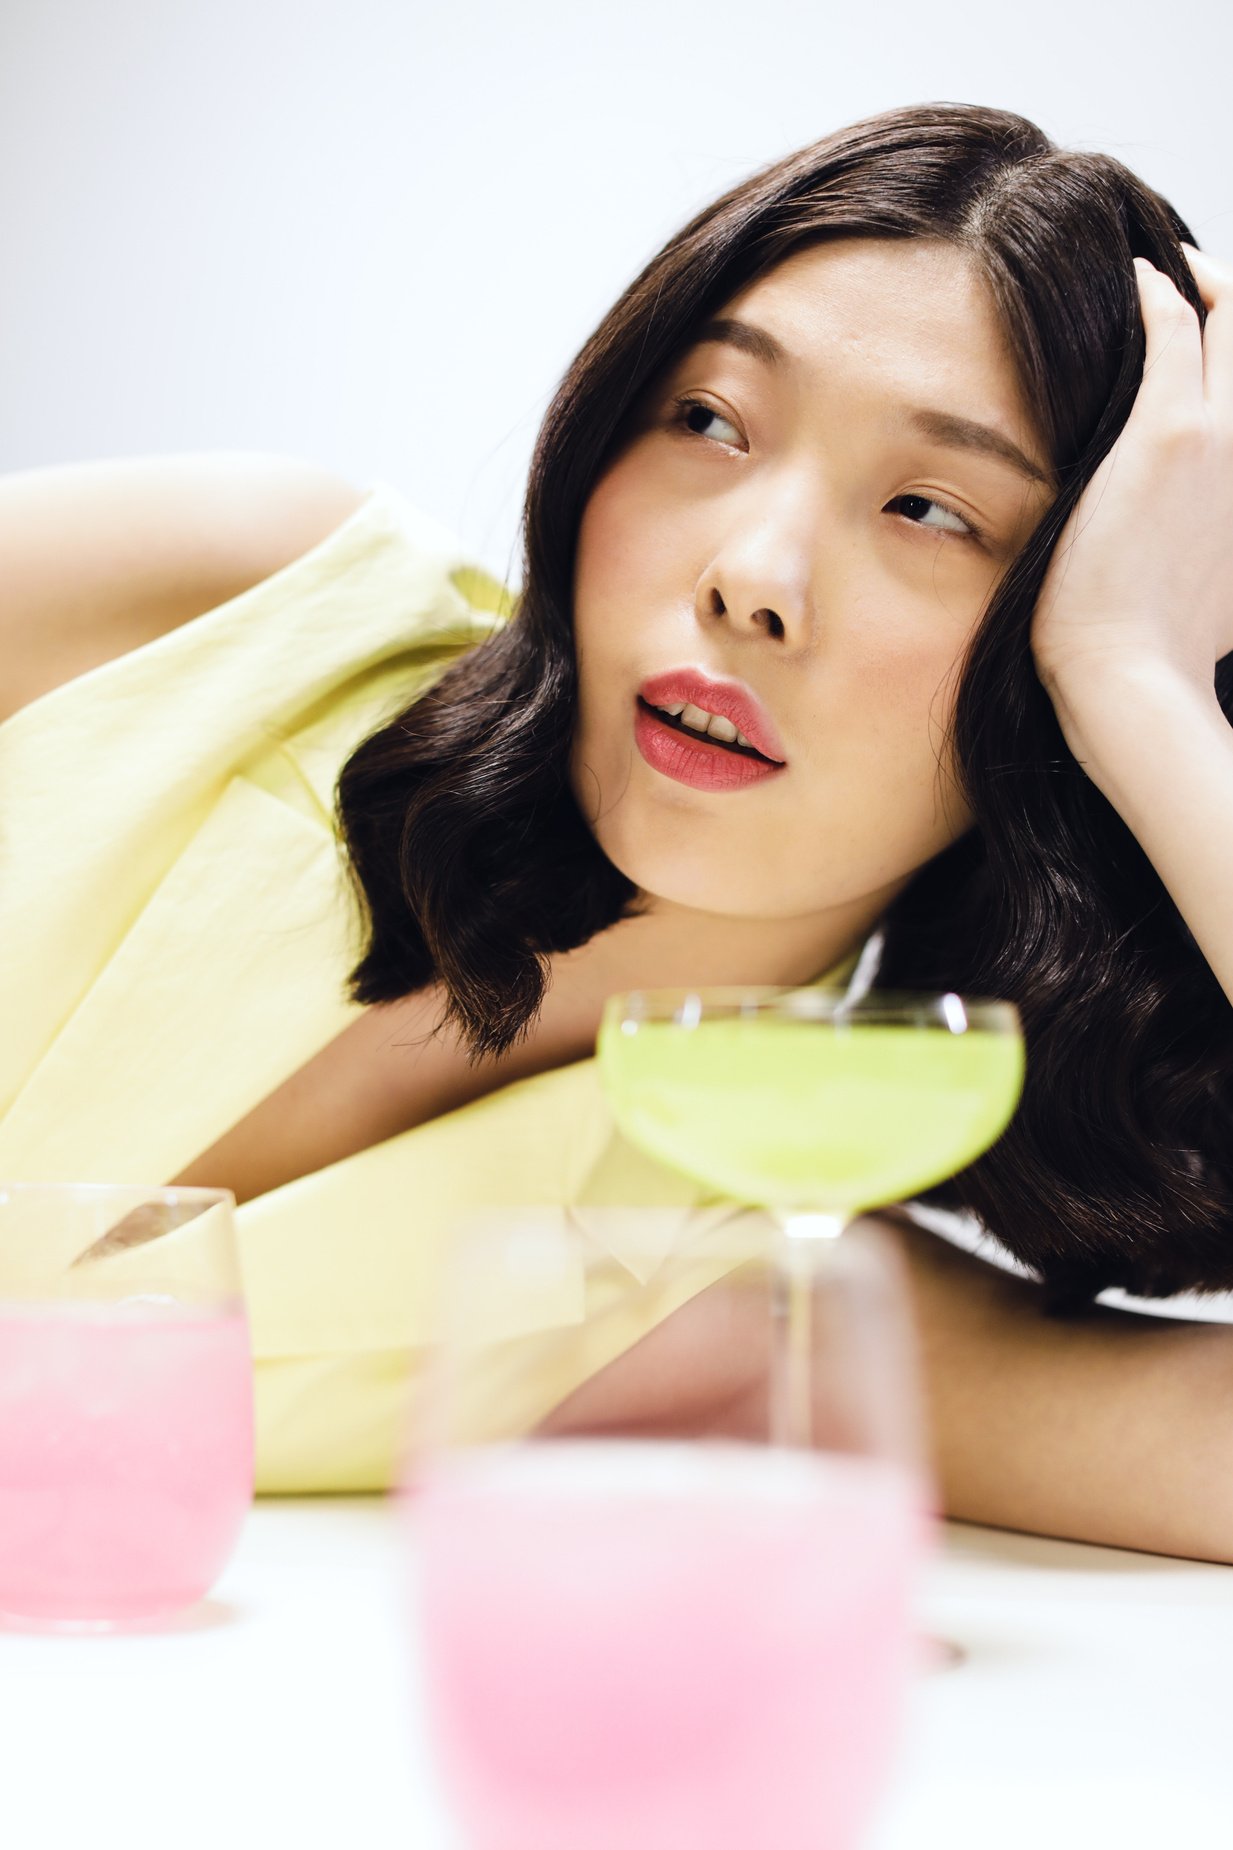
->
<box><xmin>1045</xmin><ymin>661</ymin><xmax>1233</xmax><ymax>1011</ymax></box>
<box><xmin>0</xmin><ymin>452</ymin><xmax>366</xmax><ymax>725</ymax></box>
<box><xmin>539</xmin><ymin>1207</ymin><xmax>1233</xmax><ymax>1565</ymax></box>
<box><xmin>1028</xmin><ymin>249</ymin><xmax>1233</xmax><ymax>1010</ymax></box>
<box><xmin>887</xmin><ymin>1209</ymin><xmax>1233</xmax><ymax>1561</ymax></box>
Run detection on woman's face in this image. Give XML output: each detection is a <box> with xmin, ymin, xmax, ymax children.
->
<box><xmin>568</xmin><ymin>236</ymin><xmax>1055</xmax><ymax>925</ymax></box>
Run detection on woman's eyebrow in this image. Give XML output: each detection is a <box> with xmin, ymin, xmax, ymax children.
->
<box><xmin>690</xmin><ymin>316</ymin><xmax>1052</xmax><ymax>489</ymax></box>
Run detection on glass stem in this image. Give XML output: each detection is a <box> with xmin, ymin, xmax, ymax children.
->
<box><xmin>769</xmin><ymin>1212</ymin><xmax>849</xmax><ymax>1450</ymax></box>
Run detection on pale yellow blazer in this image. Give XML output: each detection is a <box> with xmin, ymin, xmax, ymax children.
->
<box><xmin>0</xmin><ymin>484</ymin><xmax>861</xmax><ymax>1493</ymax></box>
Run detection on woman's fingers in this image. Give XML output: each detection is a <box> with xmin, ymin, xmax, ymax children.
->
<box><xmin>1134</xmin><ymin>255</ymin><xmax>1207</xmax><ymax>425</ymax></box>
<box><xmin>1180</xmin><ymin>242</ymin><xmax>1233</xmax><ymax>413</ymax></box>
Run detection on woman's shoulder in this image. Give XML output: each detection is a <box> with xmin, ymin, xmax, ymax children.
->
<box><xmin>0</xmin><ymin>452</ymin><xmax>370</xmax><ymax>728</ymax></box>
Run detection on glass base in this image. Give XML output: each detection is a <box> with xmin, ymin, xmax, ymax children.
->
<box><xmin>919</xmin><ymin>1631</ymin><xmax>967</xmax><ymax>1672</ymax></box>
<box><xmin>0</xmin><ymin>1592</ymin><xmax>212</xmax><ymax>1634</ymax></box>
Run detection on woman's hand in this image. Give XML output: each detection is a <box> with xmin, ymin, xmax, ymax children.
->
<box><xmin>1030</xmin><ymin>244</ymin><xmax>1233</xmax><ymax>719</ymax></box>
<box><xmin>1023</xmin><ymin>252</ymin><xmax>1233</xmax><ymax>1013</ymax></box>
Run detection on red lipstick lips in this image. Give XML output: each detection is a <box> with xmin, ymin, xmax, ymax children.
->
<box><xmin>634</xmin><ymin>668</ymin><xmax>788</xmax><ymax>794</ymax></box>
<box><xmin>638</xmin><ymin>668</ymin><xmax>788</xmax><ymax>764</ymax></box>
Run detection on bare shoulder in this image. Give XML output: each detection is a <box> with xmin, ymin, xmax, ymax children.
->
<box><xmin>0</xmin><ymin>452</ymin><xmax>368</xmax><ymax>725</ymax></box>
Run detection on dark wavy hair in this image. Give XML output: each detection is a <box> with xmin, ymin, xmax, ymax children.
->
<box><xmin>335</xmin><ymin>99</ymin><xmax>1233</xmax><ymax>1312</ymax></box>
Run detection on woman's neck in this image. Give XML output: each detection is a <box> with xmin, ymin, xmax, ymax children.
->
<box><xmin>538</xmin><ymin>880</ymin><xmax>905</xmax><ymax>1051</ymax></box>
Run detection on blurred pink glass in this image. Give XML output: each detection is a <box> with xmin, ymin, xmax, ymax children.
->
<box><xmin>396</xmin><ymin>1206</ymin><xmax>934</xmax><ymax>1850</ymax></box>
<box><xmin>0</xmin><ymin>1182</ymin><xmax>253</xmax><ymax>1630</ymax></box>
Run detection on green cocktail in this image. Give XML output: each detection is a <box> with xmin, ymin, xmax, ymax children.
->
<box><xmin>598</xmin><ymin>1003</ymin><xmax>1024</xmax><ymax>1215</ymax></box>
<box><xmin>596</xmin><ymin>985</ymin><xmax>1025</xmax><ymax>1447</ymax></box>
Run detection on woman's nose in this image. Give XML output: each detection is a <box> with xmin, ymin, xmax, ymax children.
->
<box><xmin>697</xmin><ymin>492</ymin><xmax>821</xmax><ymax>648</ymax></box>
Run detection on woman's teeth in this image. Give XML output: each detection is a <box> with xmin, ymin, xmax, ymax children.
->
<box><xmin>655</xmin><ymin>700</ymin><xmax>755</xmax><ymax>750</ymax></box>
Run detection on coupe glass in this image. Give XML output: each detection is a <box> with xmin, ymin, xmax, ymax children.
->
<box><xmin>596</xmin><ymin>985</ymin><xmax>1025</xmax><ymax>1450</ymax></box>
<box><xmin>0</xmin><ymin>1182</ymin><xmax>253</xmax><ymax>1630</ymax></box>
<box><xmin>598</xmin><ymin>982</ymin><xmax>1024</xmax><ymax>1691</ymax></box>
<box><xmin>399</xmin><ymin>1207</ymin><xmax>935</xmax><ymax>1849</ymax></box>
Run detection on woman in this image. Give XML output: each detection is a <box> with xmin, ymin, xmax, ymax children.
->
<box><xmin>5</xmin><ymin>101</ymin><xmax>1233</xmax><ymax>1559</ymax></box>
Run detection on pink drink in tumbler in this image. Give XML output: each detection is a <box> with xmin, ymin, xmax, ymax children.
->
<box><xmin>407</xmin><ymin>1437</ymin><xmax>924</xmax><ymax>1850</ymax></box>
<box><xmin>0</xmin><ymin>1298</ymin><xmax>253</xmax><ymax>1624</ymax></box>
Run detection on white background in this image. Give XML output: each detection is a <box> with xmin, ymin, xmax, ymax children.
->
<box><xmin>1</xmin><ymin>0</ymin><xmax>1230</xmax><ymax>591</ymax></box>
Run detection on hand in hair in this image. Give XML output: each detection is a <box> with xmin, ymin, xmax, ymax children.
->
<box><xmin>1030</xmin><ymin>242</ymin><xmax>1233</xmax><ymax>707</ymax></box>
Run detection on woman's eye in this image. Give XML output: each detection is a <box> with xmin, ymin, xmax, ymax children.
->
<box><xmin>886</xmin><ymin>493</ymin><xmax>984</xmax><ymax>544</ymax></box>
<box><xmin>668</xmin><ymin>394</ymin><xmax>743</xmax><ymax>448</ymax></box>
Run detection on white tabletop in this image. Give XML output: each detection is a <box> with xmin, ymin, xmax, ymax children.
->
<box><xmin>1</xmin><ymin>1496</ymin><xmax>1230</xmax><ymax>1850</ymax></box>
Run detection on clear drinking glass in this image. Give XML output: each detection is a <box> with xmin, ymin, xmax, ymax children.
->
<box><xmin>0</xmin><ymin>1182</ymin><xmax>253</xmax><ymax>1630</ymax></box>
<box><xmin>398</xmin><ymin>1206</ymin><xmax>934</xmax><ymax>1850</ymax></box>
<box><xmin>597</xmin><ymin>985</ymin><xmax>1025</xmax><ymax>1449</ymax></box>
